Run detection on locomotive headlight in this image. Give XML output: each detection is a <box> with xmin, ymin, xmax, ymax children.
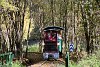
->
<box><xmin>45</xmin><ymin>53</ymin><xmax>48</xmax><ymax>56</ymax></box>
<box><xmin>43</xmin><ymin>53</ymin><xmax>48</xmax><ymax>59</ymax></box>
<box><xmin>43</xmin><ymin>53</ymin><xmax>48</xmax><ymax>56</ymax></box>
<box><xmin>54</xmin><ymin>53</ymin><xmax>59</xmax><ymax>59</ymax></box>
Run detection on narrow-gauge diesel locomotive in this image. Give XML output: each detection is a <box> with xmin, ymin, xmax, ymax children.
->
<box><xmin>43</xmin><ymin>26</ymin><xmax>63</xmax><ymax>60</ymax></box>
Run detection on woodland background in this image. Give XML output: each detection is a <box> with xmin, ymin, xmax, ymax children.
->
<box><xmin>0</xmin><ymin>0</ymin><xmax>100</xmax><ymax>66</ymax></box>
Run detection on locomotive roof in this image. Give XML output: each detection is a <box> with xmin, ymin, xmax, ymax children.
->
<box><xmin>43</xmin><ymin>26</ymin><xmax>64</xmax><ymax>31</ymax></box>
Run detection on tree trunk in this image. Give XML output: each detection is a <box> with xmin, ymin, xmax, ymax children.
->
<box><xmin>63</xmin><ymin>0</ymin><xmax>68</xmax><ymax>52</ymax></box>
<box><xmin>51</xmin><ymin>0</ymin><xmax>54</xmax><ymax>26</ymax></box>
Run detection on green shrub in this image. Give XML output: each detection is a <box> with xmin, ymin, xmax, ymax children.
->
<box><xmin>12</xmin><ymin>60</ymin><xmax>25</xmax><ymax>67</ymax></box>
<box><xmin>70</xmin><ymin>51</ymin><xmax>100</xmax><ymax>67</ymax></box>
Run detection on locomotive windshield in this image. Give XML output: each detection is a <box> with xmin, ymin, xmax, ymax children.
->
<box><xmin>44</xmin><ymin>31</ymin><xmax>57</xmax><ymax>42</ymax></box>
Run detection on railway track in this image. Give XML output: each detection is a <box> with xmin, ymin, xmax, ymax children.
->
<box><xmin>39</xmin><ymin>60</ymin><xmax>47</xmax><ymax>67</ymax></box>
<box><xmin>37</xmin><ymin>58</ymin><xmax>65</xmax><ymax>67</ymax></box>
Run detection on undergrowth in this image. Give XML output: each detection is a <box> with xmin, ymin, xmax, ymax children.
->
<box><xmin>70</xmin><ymin>50</ymin><xmax>100</xmax><ymax>67</ymax></box>
<box><xmin>28</xmin><ymin>45</ymin><xmax>39</xmax><ymax>52</ymax></box>
<box><xmin>12</xmin><ymin>60</ymin><xmax>25</xmax><ymax>67</ymax></box>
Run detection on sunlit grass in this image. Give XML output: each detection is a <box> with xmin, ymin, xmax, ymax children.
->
<box><xmin>28</xmin><ymin>45</ymin><xmax>39</xmax><ymax>52</ymax></box>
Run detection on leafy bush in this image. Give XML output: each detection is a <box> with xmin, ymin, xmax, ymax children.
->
<box><xmin>12</xmin><ymin>60</ymin><xmax>25</xmax><ymax>67</ymax></box>
<box><xmin>70</xmin><ymin>51</ymin><xmax>100</xmax><ymax>67</ymax></box>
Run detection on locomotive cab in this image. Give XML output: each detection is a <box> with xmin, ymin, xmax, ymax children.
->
<box><xmin>43</xmin><ymin>26</ymin><xmax>63</xmax><ymax>60</ymax></box>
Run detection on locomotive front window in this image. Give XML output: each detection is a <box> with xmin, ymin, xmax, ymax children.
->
<box><xmin>44</xmin><ymin>31</ymin><xmax>57</xmax><ymax>42</ymax></box>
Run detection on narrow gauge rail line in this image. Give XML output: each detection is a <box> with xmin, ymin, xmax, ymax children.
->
<box><xmin>50</xmin><ymin>59</ymin><xmax>57</xmax><ymax>67</ymax></box>
<box><xmin>39</xmin><ymin>60</ymin><xmax>47</xmax><ymax>67</ymax></box>
<box><xmin>39</xmin><ymin>58</ymin><xmax>65</xmax><ymax>67</ymax></box>
<box><xmin>39</xmin><ymin>60</ymin><xmax>55</xmax><ymax>67</ymax></box>
<box><xmin>50</xmin><ymin>59</ymin><xmax>65</xmax><ymax>67</ymax></box>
